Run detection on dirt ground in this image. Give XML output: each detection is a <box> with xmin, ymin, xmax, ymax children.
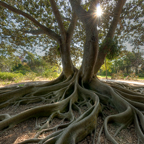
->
<box><xmin>0</xmin><ymin>80</ymin><xmax>143</xmax><ymax>144</ymax></box>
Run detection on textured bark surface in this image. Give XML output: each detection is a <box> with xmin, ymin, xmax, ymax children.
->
<box><xmin>81</xmin><ymin>25</ymin><xmax>99</xmax><ymax>83</ymax></box>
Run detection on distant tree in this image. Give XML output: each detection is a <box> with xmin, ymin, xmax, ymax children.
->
<box><xmin>132</xmin><ymin>50</ymin><xmax>144</xmax><ymax>74</ymax></box>
<box><xmin>0</xmin><ymin>43</ymin><xmax>21</xmax><ymax>72</ymax></box>
<box><xmin>100</xmin><ymin>58</ymin><xmax>113</xmax><ymax>78</ymax></box>
<box><xmin>123</xmin><ymin>51</ymin><xmax>135</xmax><ymax>74</ymax></box>
<box><xmin>112</xmin><ymin>50</ymin><xmax>144</xmax><ymax>75</ymax></box>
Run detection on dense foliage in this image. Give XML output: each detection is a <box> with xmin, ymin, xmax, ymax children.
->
<box><xmin>99</xmin><ymin>50</ymin><xmax>144</xmax><ymax>77</ymax></box>
<box><xmin>0</xmin><ymin>52</ymin><xmax>60</xmax><ymax>81</ymax></box>
<box><xmin>0</xmin><ymin>0</ymin><xmax>144</xmax><ymax>64</ymax></box>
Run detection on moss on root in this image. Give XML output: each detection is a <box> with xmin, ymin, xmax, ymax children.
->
<box><xmin>0</xmin><ymin>72</ymin><xmax>144</xmax><ymax>143</ymax></box>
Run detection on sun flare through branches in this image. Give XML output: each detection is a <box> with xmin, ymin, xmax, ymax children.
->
<box><xmin>96</xmin><ymin>5</ymin><xmax>103</xmax><ymax>17</ymax></box>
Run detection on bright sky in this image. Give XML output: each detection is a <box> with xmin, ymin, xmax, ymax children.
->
<box><xmin>96</xmin><ymin>5</ymin><xmax>103</xmax><ymax>17</ymax></box>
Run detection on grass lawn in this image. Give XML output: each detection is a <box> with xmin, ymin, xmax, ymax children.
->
<box><xmin>138</xmin><ymin>77</ymin><xmax>144</xmax><ymax>80</ymax></box>
<box><xmin>97</xmin><ymin>75</ymin><xmax>111</xmax><ymax>79</ymax></box>
<box><xmin>97</xmin><ymin>75</ymin><xmax>144</xmax><ymax>81</ymax></box>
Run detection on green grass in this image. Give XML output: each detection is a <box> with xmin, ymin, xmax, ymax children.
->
<box><xmin>0</xmin><ymin>72</ymin><xmax>23</xmax><ymax>81</ymax></box>
<box><xmin>97</xmin><ymin>75</ymin><xmax>111</xmax><ymax>79</ymax></box>
<box><xmin>0</xmin><ymin>71</ymin><xmax>58</xmax><ymax>86</ymax></box>
<box><xmin>0</xmin><ymin>72</ymin><xmax>143</xmax><ymax>87</ymax></box>
<box><xmin>138</xmin><ymin>77</ymin><xmax>144</xmax><ymax>80</ymax></box>
<box><xmin>98</xmin><ymin>75</ymin><xmax>144</xmax><ymax>81</ymax></box>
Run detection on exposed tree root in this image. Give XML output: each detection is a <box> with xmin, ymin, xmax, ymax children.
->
<box><xmin>0</xmin><ymin>73</ymin><xmax>144</xmax><ymax>143</ymax></box>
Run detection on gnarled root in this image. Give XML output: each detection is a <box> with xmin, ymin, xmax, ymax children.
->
<box><xmin>0</xmin><ymin>73</ymin><xmax>144</xmax><ymax>143</ymax></box>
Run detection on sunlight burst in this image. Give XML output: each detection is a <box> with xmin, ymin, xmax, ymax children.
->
<box><xmin>96</xmin><ymin>5</ymin><xmax>103</xmax><ymax>17</ymax></box>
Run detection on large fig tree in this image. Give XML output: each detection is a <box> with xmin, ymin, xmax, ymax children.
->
<box><xmin>0</xmin><ymin>0</ymin><xmax>144</xmax><ymax>143</ymax></box>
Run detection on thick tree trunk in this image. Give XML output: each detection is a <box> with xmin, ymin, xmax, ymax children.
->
<box><xmin>81</xmin><ymin>23</ymin><xmax>99</xmax><ymax>83</ymax></box>
<box><xmin>69</xmin><ymin>0</ymin><xmax>99</xmax><ymax>82</ymax></box>
<box><xmin>105</xmin><ymin>59</ymin><xmax>107</xmax><ymax>79</ymax></box>
<box><xmin>94</xmin><ymin>50</ymin><xmax>106</xmax><ymax>74</ymax></box>
<box><xmin>49</xmin><ymin>0</ymin><xmax>77</xmax><ymax>78</ymax></box>
<box><xmin>1</xmin><ymin>1</ymin><xmax>144</xmax><ymax>144</ymax></box>
<box><xmin>60</xmin><ymin>41</ymin><xmax>74</xmax><ymax>78</ymax></box>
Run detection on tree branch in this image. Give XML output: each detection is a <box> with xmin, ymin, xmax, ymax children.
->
<box><xmin>89</xmin><ymin>0</ymin><xmax>99</xmax><ymax>12</ymax></box>
<box><xmin>121</xmin><ymin>0</ymin><xmax>143</xmax><ymax>19</ymax></box>
<box><xmin>106</xmin><ymin>0</ymin><xmax>126</xmax><ymax>39</ymax></box>
<box><xmin>62</xmin><ymin>17</ymin><xmax>72</xmax><ymax>22</ymax></box>
<box><xmin>69</xmin><ymin>0</ymin><xmax>87</xmax><ymax>24</ymax></box>
<box><xmin>67</xmin><ymin>13</ymin><xmax>77</xmax><ymax>44</ymax></box>
<box><xmin>49</xmin><ymin>0</ymin><xmax>66</xmax><ymax>41</ymax></box>
<box><xmin>0</xmin><ymin>1</ymin><xmax>61</xmax><ymax>42</ymax></box>
<box><xmin>119</xmin><ymin>19</ymin><xmax>123</xmax><ymax>30</ymax></box>
<box><xmin>24</xmin><ymin>29</ymin><xmax>47</xmax><ymax>35</ymax></box>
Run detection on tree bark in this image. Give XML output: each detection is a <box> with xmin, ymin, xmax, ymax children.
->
<box><xmin>60</xmin><ymin>12</ymin><xmax>77</xmax><ymax>78</ymax></box>
<box><xmin>69</xmin><ymin>0</ymin><xmax>99</xmax><ymax>83</ymax></box>
<box><xmin>105</xmin><ymin>59</ymin><xmax>107</xmax><ymax>79</ymax></box>
<box><xmin>60</xmin><ymin>40</ymin><xmax>74</xmax><ymax>77</ymax></box>
<box><xmin>81</xmin><ymin>23</ymin><xmax>99</xmax><ymax>83</ymax></box>
<box><xmin>94</xmin><ymin>50</ymin><xmax>106</xmax><ymax>74</ymax></box>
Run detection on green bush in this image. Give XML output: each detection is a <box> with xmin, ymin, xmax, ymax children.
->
<box><xmin>24</xmin><ymin>72</ymin><xmax>37</xmax><ymax>81</ymax></box>
<box><xmin>13</xmin><ymin>65</ymin><xmax>32</xmax><ymax>75</ymax></box>
<box><xmin>138</xmin><ymin>73</ymin><xmax>144</xmax><ymax>77</ymax></box>
<box><xmin>42</xmin><ymin>69</ymin><xmax>59</xmax><ymax>80</ymax></box>
<box><xmin>0</xmin><ymin>72</ymin><xmax>23</xmax><ymax>81</ymax></box>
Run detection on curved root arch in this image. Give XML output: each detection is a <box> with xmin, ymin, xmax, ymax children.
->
<box><xmin>0</xmin><ymin>73</ymin><xmax>144</xmax><ymax>143</ymax></box>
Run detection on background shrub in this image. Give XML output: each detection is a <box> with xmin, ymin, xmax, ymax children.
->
<box><xmin>0</xmin><ymin>72</ymin><xmax>23</xmax><ymax>81</ymax></box>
